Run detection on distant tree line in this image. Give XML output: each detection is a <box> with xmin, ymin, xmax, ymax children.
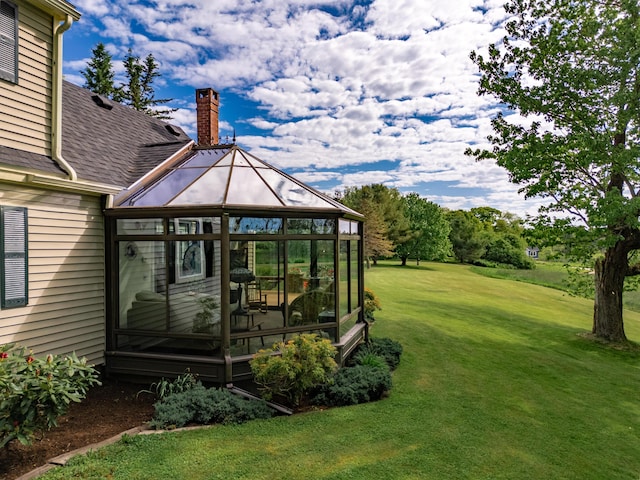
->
<box><xmin>338</xmin><ymin>184</ymin><xmax>534</xmax><ymax>270</ymax></box>
<box><xmin>81</xmin><ymin>43</ymin><xmax>176</xmax><ymax>119</ymax></box>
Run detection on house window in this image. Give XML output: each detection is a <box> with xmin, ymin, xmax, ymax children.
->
<box><xmin>1</xmin><ymin>206</ymin><xmax>28</xmax><ymax>308</ymax></box>
<box><xmin>0</xmin><ymin>1</ymin><xmax>18</xmax><ymax>84</ymax></box>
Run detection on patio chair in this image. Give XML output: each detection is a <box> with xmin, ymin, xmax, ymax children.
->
<box><xmin>246</xmin><ymin>281</ymin><xmax>268</xmax><ymax>313</ymax></box>
<box><xmin>285</xmin><ymin>290</ymin><xmax>329</xmax><ymax>326</ymax></box>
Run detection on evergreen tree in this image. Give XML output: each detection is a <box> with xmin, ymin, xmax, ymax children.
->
<box><xmin>81</xmin><ymin>45</ymin><xmax>176</xmax><ymax>120</ymax></box>
<box><xmin>117</xmin><ymin>49</ymin><xmax>176</xmax><ymax>120</ymax></box>
<box><xmin>80</xmin><ymin>43</ymin><xmax>117</xmax><ymax>98</ymax></box>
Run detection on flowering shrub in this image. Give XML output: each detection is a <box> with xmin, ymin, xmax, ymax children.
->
<box><xmin>250</xmin><ymin>334</ymin><xmax>337</xmax><ymax>406</ymax></box>
<box><xmin>0</xmin><ymin>343</ymin><xmax>100</xmax><ymax>448</ymax></box>
<box><xmin>364</xmin><ymin>287</ymin><xmax>382</xmax><ymax>321</ymax></box>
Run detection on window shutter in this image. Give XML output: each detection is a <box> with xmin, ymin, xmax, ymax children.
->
<box><xmin>1</xmin><ymin>206</ymin><xmax>28</xmax><ymax>308</ymax></box>
<box><xmin>0</xmin><ymin>1</ymin><xmax>18</xmax><ymax>83</ymax></box>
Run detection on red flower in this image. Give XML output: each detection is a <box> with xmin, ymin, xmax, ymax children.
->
<box><xmin>0</xmin><ymin>352</ymin><xmax>8</xmax><ymax>359</ymax></box>
<box><xmin>26</xmin><ymin>356</ymin><xmax>34</xmax><ymax>364</ymax></box>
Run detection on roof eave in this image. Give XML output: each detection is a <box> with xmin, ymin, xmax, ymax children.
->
<box><xmin>31</xmin><ymin>0</ymin><xmax>81</xmax><ymax>21</ymax></box>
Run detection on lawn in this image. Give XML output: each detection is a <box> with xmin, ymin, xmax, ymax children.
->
<box><xmin>40</xmin><ymin>262</ymin><xmax>640</xmax><ymax>479</ymax></box>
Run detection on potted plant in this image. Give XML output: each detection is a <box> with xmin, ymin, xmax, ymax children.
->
<box><xmin>192</xmin><ymin>296</ymin><xmax>220</xmax><ymax>333</ymax></box>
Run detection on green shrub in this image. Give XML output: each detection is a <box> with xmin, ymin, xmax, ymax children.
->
<box><xmin>0</xmin><ymin>343</ymin><xmax>100</xmax><ymax>448</ymax></box>
<box><xmin>364</xmin><ymin>287</ymin><xmax>382</xmax><ymax>321</ymax></box>
<box><xmin>313</xmin><ymin>364</ymin><xmax>392</xmax><ymax>407</ymax></box>
<box><xmin>151</xmin><ymin>385</ymin><xmax>274</xmax><ymax>429</ymax></box>
<box><xmin>351</xmin><ymin>349</ymin><xmax>388</xmax><ymax>370</ymax></box>
<box><xmin>138</xmin><ymin>370</ymin><xmax>200</xmax><ymax>400</ymax></box>
<box><xmin>351</xmin><ymin>337</ymin><xmax>403</xmax><ymax>370</ymax></box>
<box><xmin>250</xmin><ymin>334</ymin><xmax>337</xmax><ymax>406</ymax></box>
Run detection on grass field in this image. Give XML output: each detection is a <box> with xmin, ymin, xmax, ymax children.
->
<box><xmin>471</xmin><ymin>260</ymin><xmax>640</xmax><ymax>313</ymax></box>
<box><xmin>41</xmin><ymin>262</ymin><xmax>640</xmax><ymax>480</ymax></box>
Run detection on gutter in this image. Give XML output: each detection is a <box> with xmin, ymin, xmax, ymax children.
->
<box><xmin>51</xmin><ymin>14</ymin><xmax>77</xmax><ymax>181</ymax></box>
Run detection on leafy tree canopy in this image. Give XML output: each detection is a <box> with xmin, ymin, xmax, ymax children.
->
<box><xmin>339</xmin><ymin>185</ymin><xmax>411</xmax><ymax>266</ymax></box>
<box><xmin>446</xmin><ymin>209</ymin><xmax>488</xmax><ymax>264</ymax></box>
<box><xmin>396</xmin><ymin>193</ymin><xmax>451</xmax><ymax>265</ymax></box>
<box><xmin>467</xmin><ymin>0</ymin><xmax>640</xmax><ymax>342</ymax></box>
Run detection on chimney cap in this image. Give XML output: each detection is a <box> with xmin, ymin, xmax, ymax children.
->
<box><xmin>196</xmin><ymin>88</ymin><xmax>219</xmax><ymax>101</ymax></box>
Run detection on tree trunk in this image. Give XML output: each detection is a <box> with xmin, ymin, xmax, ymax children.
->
<box><xmin>592</xmin><ymin>244</ymin><xmax>627</xmax><ymax>342</ymax></box>
<box><xmin>400</xmin><ymin>256</ymin><xmax>407</xmax><ymax>266</ymax></box>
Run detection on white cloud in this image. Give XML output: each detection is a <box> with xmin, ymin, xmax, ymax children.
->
<box><xmin>64</xmin><ymin>0</ymin><xmax>542</xmax><ymax>216</ymax></box>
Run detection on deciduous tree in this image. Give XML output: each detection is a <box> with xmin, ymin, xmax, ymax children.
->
<box><xmin>446</xmin><ymin>210</ymin><xmax>487</xmax><ymax>264</ymax></box>
<box><xmin>339</xmin><ymin>185</ymin><xmax>410</xmax><ymax>266</ymax></box>
<box><xmin>467</xmin><ymin>0</ymin><xmax>640</xmax><ymax>342</ymax></box>
<box><xmin>396</xmin><ymin>193</ymin><xmax>451</xmax><ymax>265</ymax></box>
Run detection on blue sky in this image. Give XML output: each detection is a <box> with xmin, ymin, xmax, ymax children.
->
<box><xmin>62</xmin><ymin>0</ymin><xmax>541</xmax><ymax>217</ymax></box>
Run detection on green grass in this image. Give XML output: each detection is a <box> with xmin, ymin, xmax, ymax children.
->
<box><xmin>472</xmin><ymin>260</ymin><xmax>640</xmax><ymax>313</ymax></box>
<box><xmin>470</xmin><ymin>260</ymin><xmax>570</xmax><ymax>291</ymax></box>
<box><xmin>40</xmin><ymin>262</ymin><xmax>640</xmax><ymax>480</ymax></box>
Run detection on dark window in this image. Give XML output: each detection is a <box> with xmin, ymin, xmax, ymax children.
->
<box><xmin>1</xmin><ymin>206</ymin><xmax>28</xmax><ymax>308</ymax></box>
<box><xmin>0</xmin><ymin>1</ymin><xmax>18</xmax><ymax>84</ymax></box>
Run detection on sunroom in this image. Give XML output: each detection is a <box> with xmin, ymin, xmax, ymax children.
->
<box><xmin>104</xmin><ymin>129</ymin><xmax>365</xmax><ymax>386</ymax></box>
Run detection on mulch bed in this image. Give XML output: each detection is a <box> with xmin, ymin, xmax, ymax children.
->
<box><xmin>0</xmin><ymin>379</ymin><xmax>156</xmax><ymax>480</ymax></box>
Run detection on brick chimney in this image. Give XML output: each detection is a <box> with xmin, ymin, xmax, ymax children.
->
<box><xmin>196</xmin><ymin>88</ymin><xmax>219</xmax><ymax>146</ymax></box>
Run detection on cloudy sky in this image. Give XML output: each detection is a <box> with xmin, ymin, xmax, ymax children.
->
<box><xmin>62</xmin><ymin>0</ymin><xmax>540</xmax><ymax>217</ymax></box>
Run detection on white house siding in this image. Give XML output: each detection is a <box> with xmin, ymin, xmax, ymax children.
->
<box><xmin>0</xmin><ymin>1</ymin><xmax>53</xmax><ymax>156</ymax></box>
<box><xmin>0</xmin><ymin>182</ymin><xmax>106</xmax><ymax>366</ymax></box>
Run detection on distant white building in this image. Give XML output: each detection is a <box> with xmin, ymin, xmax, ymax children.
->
<box><xmin>526</xmin><ymin>247</ymin><xmax>540</xmax><ymax>259</ymax></box>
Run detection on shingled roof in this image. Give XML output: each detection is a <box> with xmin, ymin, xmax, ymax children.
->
<box><xmin>0</xmin><ymin>145</ymin><xmax>65</xmax><ymax>177</ymax></box>
<box><xmin>0</xmin><ymin>81</ymin><xmax>192</xmax><ymax>189</ymax></box>
<box><xmin>61</xmin><ymin>81</ymin><xmax>192</xmax><ymax>187</ymax></box>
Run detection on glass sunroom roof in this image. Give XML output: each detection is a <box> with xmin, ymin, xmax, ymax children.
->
<box><xmin>116</xmin><ymin>145</ymin><xmax>359</xmax><ymax>215</ymax></box>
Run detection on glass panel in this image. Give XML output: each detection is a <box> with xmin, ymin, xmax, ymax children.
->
<box><xmin>252</xmin><ymin>240</ymin><xmax>284</xmax><ymax>320</ymax></box>
<box><xmin>260</xmin><ymin>170</ymin><xmax>337</xmax><ymax>208</ymax></box>
<box><xmin>351</xmin><ymin>240</ymin><xmax>359</xmax><ymax>311</ymax></box>
<box><xmin>284</xmin><ymin>240</ymin><xmax>335</xmax><ymax>328</ymax></box>
<box><xmin>168</xmin><ymin>166</ymin><xmax>229</xmax><ymax>205</ymax></box>
<box><xmin>230</xmin><ymin>217</ymin><xmax>283</xmax><ymax>234</ymax></box>
<box><xmin>231</xmin><ymin>151</ymin><xmax>252</xmax><ymax>167</ymax></box>
<box><xmin>340</xmin><ymin>314</ymin><xmax>358</xmax><ymax>337</ymax></box>
<box><xmin>229</xmin><ymin>240</ymin><xmax>283</xmax><ymax>356</ymax></box>
<box><xmin>168</xmin><ymin>239</ymin><xmax>222</xmax><ymax>337</ymax></box>
<box><xmin>116</xmin><ymin>218</ymin><xmax>164</xmax><ymax>235</ymax></box>
<box><xmin>172</xmin><ymin>217</ymin><xmax>202</xmax><ymax>235</ymax></box>
<box><xmin>286</xmin><ymin>218</ymin><xmax>336</xmax><ymax>234</ymax></box>
<box><xmin>128</xmin><ymin>167</ymin><xmax>206</xmax><ymax>206</ymax></box>
<box><xmin>118</xmin><ymin>240</ymin><xmax>167</xmax><ymax>332</ymax></box>
<box><xmin>236</xmin><ymin>150</ymin><xmax>268</xmax><ymax>168</ymax></box>
<box><xmin>339</xmin><ymin>219</ymin><xmax>351</xmax><ymax>234</ymax></box>
<box><xmin>204</xmin><ymin>217</ymin><xmax>221</xmax><ymax>234</ymax></box>
<box><xmin>168</xmin><ymin>237</ymin><xmax>219</xmax><ymax>286</ymax></box>
<box><xmin>167</xmin><ymin>217</ymin><xmax>223</xmax><ymax>239</ymax></box>
<box><xmin>226</xmin><ymin>167</ymin><xmax>283</xmax><ymax>206</ymax></box>
<box><xmin>339</xmin><ymin>240</ymin><xmax>349</xmax><ymax>318</ymax></box>
<box><xmin>287</xmin><ymin>218</ymin><xmax>312</xmax><ymax>234</ymax></box>
<box><xmin>314</xmin><ymin>218</ymin><xmax>335</xmax><ymax>234</ymax></box>
<box><xmin>181</xmin><ymin>148</ymin><xmax>229</xmax><ymax>167</ymax></box>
